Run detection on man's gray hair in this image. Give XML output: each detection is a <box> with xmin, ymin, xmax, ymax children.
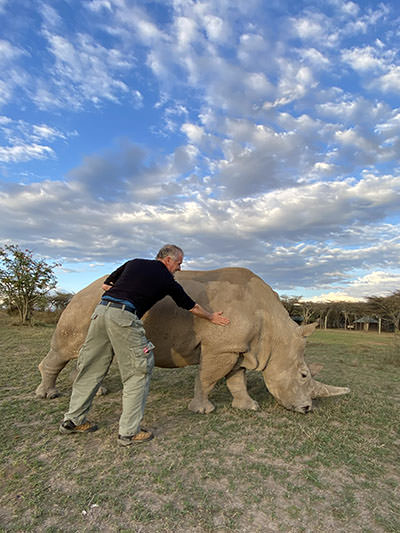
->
<box><xmin>156</xmin><ymin>244</ymin><xmax>184</xmax><ymax>261</ymax></box>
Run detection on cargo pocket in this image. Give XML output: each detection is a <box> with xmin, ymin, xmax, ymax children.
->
<box><xmin>132</xmin><ymin>341</ymin><xmax>155</xmax><ymax>376</ymax></box>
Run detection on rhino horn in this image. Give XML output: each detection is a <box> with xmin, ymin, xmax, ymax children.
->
<box><xmin>311</xmin><ymin>379</ymin><xmax>350</xmax><ymax>398</ymax></box>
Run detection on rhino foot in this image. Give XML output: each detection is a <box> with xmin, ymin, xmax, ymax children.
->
<box><xmin>232</xmin><ymin>398</ymin><xmax>260</xmax><ymax>411</ymax></box>
<box><xmin>188</xmin><ymin>398</ymin><xmax>215</xmax><ymax>414</ymax></box>
<box><xmin>35</xmin><ymin>384</ymin><xmax>59</xmax><ymax>399</ymax></box>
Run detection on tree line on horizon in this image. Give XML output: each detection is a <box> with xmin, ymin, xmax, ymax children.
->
<box><xmin>280</xmin><ymin>293</ymin><xmax>400</xmax><ymax>333</ymax></box>
<box><xmin>0</xmin><ymin>244</ymin><xmax>399</xmax><ymax>331</ymax></box>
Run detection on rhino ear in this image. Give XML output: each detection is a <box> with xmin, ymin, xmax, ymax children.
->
<box><xmin>298</xmin><ymin>322</ymin><xmax>318</xmax><ymax>337</ymax></box>
<box><xmin>308</xmin><ymin>362</ymin><xmax>324</xmax><ymax>377</ymax></box>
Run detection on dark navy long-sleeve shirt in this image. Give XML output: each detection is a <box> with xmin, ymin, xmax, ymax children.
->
<box><xmin>103</xmin><ymin>259</ymin><xmax>195</xmax><ymax>319</ymax></box>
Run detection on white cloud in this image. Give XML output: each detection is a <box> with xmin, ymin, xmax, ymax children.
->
<box><xmin>237</xmin><ymin>33</ymin><xmax>270</xmax><ymax>71</ymax></box>
<box><xmin>275</xmin><ymin>62</ymin><xmax>316</xmax><ymax>106</ymax></box>
<box><xmin>35</xmin><ymin>30</ymin><xmax>132</xmax><ymax>109</ymax></box>
<box><xmin>339</xmin><ymin>1</ymin><xmax>360</xmax><ymax>17</ymax></box>
<box><xmin>0</xmin><ymin>39</ymin><xmax>25</xmax><ymax>61</ymax></box>
<box><xmin>0</xmin><ymin>3</ymin><xmax>139</xmax><ymax>112</ymax></box>
<box><xmin>32</xmin><ymin>124</ymin><xmax>66</xmax><ymax>141</ymax></box>
<box><xmin>307</xmin><ymin>291</ymin><xmax>361</xmax><ymax>303</ymax></box>
<box><xmin>0</xmin><ymin>40</ymin><xmax>28</xmax><ymax>106</ymax></box>
<box><xmin>0</xmin><ymin>116</ymin><xmax>73</xmax><ymax>164</ymax></box>
<box><xmin>310</xmin><ymin>271</ymin><xmax>400</xmax><ymax>301</ymax></box>
<box><xmin>0</xmin><ymin>143</ymin><xmax>54</xmax><ymax>163</ymax></box>
<box><xmin>0</xmin><ymin>79</ymin><xmax>13</xmax><ymax>106</ymax></box>
<box><xmin>203</xmin><ymin>15</ymin><xmax>224</xmax><ymax>42</ymax></box>
<box><xmin>86</xmin><ymin>0</ymin><xmax>113</xmax><ymax>13</ymax></box>
<box><xmin>317</xmin><ymin>98</ymin><xmax>390</xmax><ymax>123</ymax></box>
<box><xmin>131</xmin><ymin>89</ymin><xmax>144</xmax><ymax>109</ymax></box>
<box><xmin>0</xmin><ymin>138</ymin><xmax>399</xmax><ymax>291</ymax></box>
<box><xmin>179</xmin><ymin>97</ymin><xmax>400</xmax><ymax>196</ymax></box>
<box><xmin>290</xmin><ymin>11</ymin><xmax>340</xmax><ymax>47</ymax></box>
<box><xmin>231</xmin><ymin>175</ymin><xmax>400</xmax><ymax>238</ymax></box>
<box><xmin>39</xmin><ymin>2</ymin><xmax>62</xmax><ymax>30</ymax></box>
<box><xmin>341</xmin><ymin>42</ymin><xmax>400</xmax><ymax>96</ymax></box>
<box><xmin>377</xmin><ymin>66</ymin><xmax>400</xmax><ymax>93</ymax></box>
<box><xmin>300</xmin><ymin>48</ymin><xmax>330</xmax><ymax>68</ymax></box>
<box><xmin>341</xmin><ymin>46</ymin><xmax>385</xmax><ymax>72</ymax></box>
<box><xmin>350</xmin><ymin>271</ymin><xmax>400</xmax><ymax>295</ymax></box>
<box><xmin>181</xmin><ymin>123</ymin><xmax>204</xmax><ymax>144</ymax></box>
<box><xmin>136</xmin><ymin>15</ymin><xmax>165</xmax><ymax>45</ymax></box>
<box><xmin>175</xmin><ymin>16</ymin><xmax>199</xmax><ymax>49</ymax></box>
<box><xmin>312</xmin><ymin>162</ymin><xmax>336</xmax><ymax>175</ymax></box>
<box><xmin>294</xmin><ymin>17</ymin><xmax>324</xmax><ymax>41</ymax></box>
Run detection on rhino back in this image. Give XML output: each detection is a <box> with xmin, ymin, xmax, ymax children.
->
<box><xmin>145</xmin><ymin>268</ymin><xmax>293</xmax><ymax>370</ymax></box>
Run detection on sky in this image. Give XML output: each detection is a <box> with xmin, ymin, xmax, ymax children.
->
<box><xmin>0</xmin><ymin>0</ymin><xmax>400</xmax><ymax>302</ymax></box>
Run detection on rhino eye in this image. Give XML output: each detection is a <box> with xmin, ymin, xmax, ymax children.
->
<box><xmin>301</xmin><ymin>372</ymin><xmax>308</xmax><ymax>378</ymax></box>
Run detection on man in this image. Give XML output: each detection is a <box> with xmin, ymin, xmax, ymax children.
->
<box><xmin>59</xmin><ymin>244</ymin><xmax>230</xmax><ymax>446</ymax></box>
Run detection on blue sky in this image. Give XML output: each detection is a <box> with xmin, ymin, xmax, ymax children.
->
<box><xmin>1</xmin><ymin>0</ymin><xmax>399</xmax><ymax>301</ymax></box>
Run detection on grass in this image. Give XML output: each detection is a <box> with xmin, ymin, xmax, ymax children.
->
<box><xmin>0</xmin><ymin>313</ymin><xmax>399</xmax><ymax>532</ymax></box>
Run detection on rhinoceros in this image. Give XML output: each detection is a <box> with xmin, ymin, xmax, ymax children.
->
<box><xmin>36</xmin><ymin>267</ymin><xmax>350</xmax><ymax>413</ymax></box>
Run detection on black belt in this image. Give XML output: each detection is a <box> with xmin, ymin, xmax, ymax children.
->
<box><xmin>100</xmin><ymin>300</ymin><xmax>136</xmax><ymax>314</ymax></box>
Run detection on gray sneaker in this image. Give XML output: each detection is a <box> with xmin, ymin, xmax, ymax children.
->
<box><xmin>118</xmin><ymin>429</ymin><xmax>154</xmax><ymax>446</ymax></box>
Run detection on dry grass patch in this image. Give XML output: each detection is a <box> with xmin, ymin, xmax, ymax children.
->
<box><xmin>0</xmin><ymin>318</ymin><xmax>399</xmax><ymax>532</ymax></box>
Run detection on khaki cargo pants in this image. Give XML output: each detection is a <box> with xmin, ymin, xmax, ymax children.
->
<box><xmin>64</xmin><ymin>303</ymin><xmax>154</xmax><ymax>437</ymax></box>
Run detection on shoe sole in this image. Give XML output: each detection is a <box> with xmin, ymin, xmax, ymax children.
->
<box><xmin>118</xmin><ymin>434</ymin><xmax>154</xmax><ymax>446</ymax></box>
<box><xmin>59</xmin><ymin>425</ymin><xmax>98</xmax><ymax>434</ymax></box>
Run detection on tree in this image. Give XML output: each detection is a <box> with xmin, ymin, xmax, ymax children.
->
<box><xmin>311</xmin><ymin>302</ymin><xmax>332</xmax><ymax>329</ymax></box>
<box><xmin>0</xmin><ymin>244</ymin><xmax>60</xmax><ymax>325</ymax></box>
<box><xmin>47</xmin><ymin>290</ymin><xmax>74</xmax><ymax>311</ymax></box>
<box><xmin>297</xmin><ymin>301</ymin><xmax>317</xmax><ymax>324</ymax></box>
<box><xmin>280</xmin><ymin>295</ymin><xmax>303</xmax><ymax>322</ymax></box>
<box><xmin>367</xmin><ymin>291</ymin><xmax>400</xmax><ymax>333</ymax></box>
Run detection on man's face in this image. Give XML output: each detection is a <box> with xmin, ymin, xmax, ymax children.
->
<box><xmin>165</xmin><ymin>254</ymin><xmax>183</xmax><ymax>274</ymax></box>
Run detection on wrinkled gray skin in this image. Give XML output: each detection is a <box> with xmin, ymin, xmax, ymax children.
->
<box><xmin>36</xmin><ymin>268</ymin><xmax>350</xmax><ymax>413</ymax></box>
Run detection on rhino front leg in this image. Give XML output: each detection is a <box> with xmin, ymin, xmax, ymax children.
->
<box><xmin>35</xmin><ymin>348</ymin><xmax>70</xmax><ymax>399</ymax></box>
<box><xmin>188</xmin><ymin>350</ymin><xmax>239</xmax><ymax>414</ymax></box>
<box><xmin>226</xmin><ymin>367</ymin><xmax>259</xmax><ymax>411</ymax></box>
<box><xmin>188</xmin><ymin>373</ymin><xmax>216</xmax><ymax>414</ymax></box>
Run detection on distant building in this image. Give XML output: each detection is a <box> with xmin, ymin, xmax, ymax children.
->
<box><xmin>353</xmin><ymin>316</ymin><xmax>378</xmax><ymax>332</ymax></box>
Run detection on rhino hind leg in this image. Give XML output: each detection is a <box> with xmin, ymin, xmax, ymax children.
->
<box><xmin>35</xmin><ymin>348</ymin><xmax>70</xmax><ymax>399</ymax></box>
<box><xmin>226</xmin><ymin>367</ymin><xmax>259</xmax><ymax>411</ymax></box>
<box><xmin>188</xmin><ymin>350</ymin><xmax>239</xmax><ymax>414</ymax></box>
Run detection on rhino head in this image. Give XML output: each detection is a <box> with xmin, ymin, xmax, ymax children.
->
<box><xmin>262</xmin><ymin>322</ymin><xmax>350</xmax><ymax>413</ymax></box>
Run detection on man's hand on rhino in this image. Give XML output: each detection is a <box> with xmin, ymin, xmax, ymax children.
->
<box><xmin>210</xmin><ymin>311</ymin><xmax>230</xmax><ymax>326</ymax></box>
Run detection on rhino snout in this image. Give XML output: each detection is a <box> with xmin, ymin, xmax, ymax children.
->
<box><xmin>294</xmin><ymin>402</ymin><xmax>313</xmax><ymax>414</ymax></box>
